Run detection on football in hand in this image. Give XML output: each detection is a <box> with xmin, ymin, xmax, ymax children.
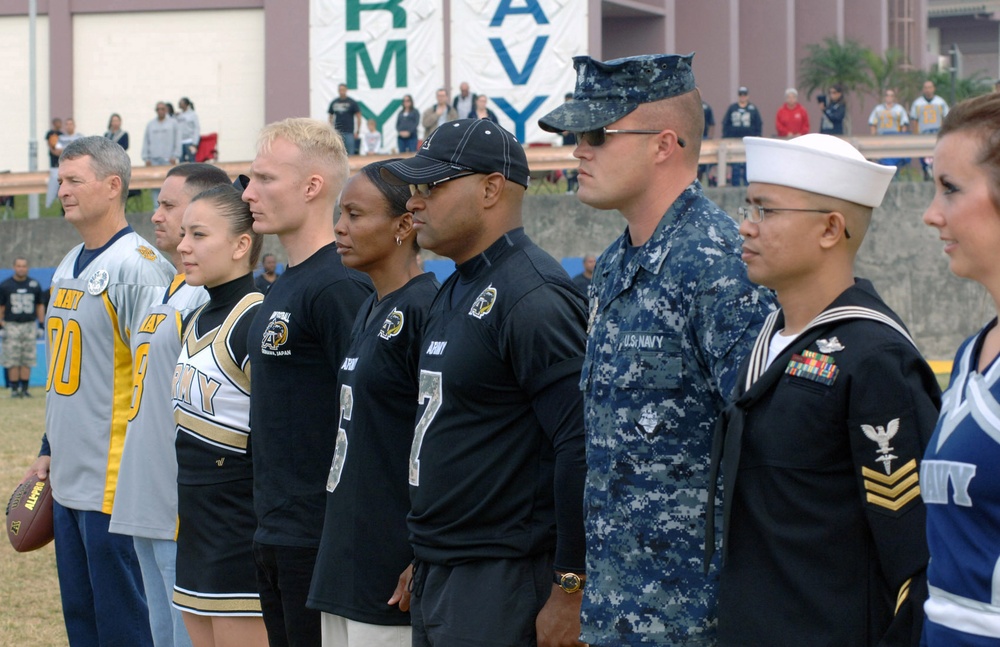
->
<box><xmin>6</xmin><ymin>475</ymin><xmax>54</xmax><ymax>552</ymax></box>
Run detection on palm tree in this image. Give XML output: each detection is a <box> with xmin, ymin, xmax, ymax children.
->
<box><xmin>799</xmin><ymin>37</ymin><xmax>871</xmax><ymax>100</ymax></box>
<box><xmin>862</xmin><ymin>48</ymin><xmax>923</xmax><ymax>106</ymax></box>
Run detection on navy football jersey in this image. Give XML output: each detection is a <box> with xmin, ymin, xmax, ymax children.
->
<box><xmin>308</xmin><ymin>272</ymin><xmax>438</xmax><ymax>625</ymax></box>
<box><xmin>407</xmin><ymin>229</ymin><xmax>587</xmax><ymax>566</ymax></box>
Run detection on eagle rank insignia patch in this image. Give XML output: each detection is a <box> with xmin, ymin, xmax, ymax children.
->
<box><xmin>816</xmin><ymin>337</ymin><xmax>845</xmax><ymax>353</ymax></box>
<box><xmin>860</xmin><ymin>417</ymin><xmax>921</xmax><ymax>513</ymax></box>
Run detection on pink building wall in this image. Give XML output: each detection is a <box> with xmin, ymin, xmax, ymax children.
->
<box><xmin>4</xmin><ymin>0</ymin><xmax>927</xmax><ymax>140</ymax></box>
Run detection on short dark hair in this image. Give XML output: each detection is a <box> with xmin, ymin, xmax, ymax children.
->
<box><xmin>166</xmin><ymin>163</ymin><xmax>232</xmax><ymax>197</ymax></box>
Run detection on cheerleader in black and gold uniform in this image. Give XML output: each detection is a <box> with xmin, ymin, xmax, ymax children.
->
<box><xmin>170</xmin><ymin>182</ymin><xmax>267</xmax><ymax>647</ymax></box>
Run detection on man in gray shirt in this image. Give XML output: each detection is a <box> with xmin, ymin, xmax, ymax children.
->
<box><xmin>142</xmin><ymin>102</ymin><xmax>181</xmax><ymax>168</ymax></box>
<box><xmin>142</xmin><ymin>102</ymin><xmax>181</xmax><ymax>203</ymax></box>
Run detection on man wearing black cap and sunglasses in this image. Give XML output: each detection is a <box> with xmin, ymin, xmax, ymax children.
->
<box><xmin>538</xmin><ymin>54</ymin><xmax>774</xmax><ymax>646</ymax></box>
<box><xmin>381</xmin><ymin>119</ymin><xmax>588</xmax><ymax>647</ymax></box>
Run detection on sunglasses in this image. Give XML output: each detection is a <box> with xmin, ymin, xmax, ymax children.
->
<box><xmin>408</xmin><ymin>171</ymin><xmax>477</xmax><ymax>198</ymax></box>
<box><xmin>576</xmin><ymin>127</ymin><xmax>685</xmax><ymax>148</ymax></box>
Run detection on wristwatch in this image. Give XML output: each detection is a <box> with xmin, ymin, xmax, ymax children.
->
<box><xmin>553</xmin><ymin>571</ymin><xmax>585</xmax><ymax>594</ymax></box>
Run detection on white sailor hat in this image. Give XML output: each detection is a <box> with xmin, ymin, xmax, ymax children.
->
<box><xmin>744</xmin><ymin>134</ymin><xmax>895</xmax><ymax>208</ymax></box>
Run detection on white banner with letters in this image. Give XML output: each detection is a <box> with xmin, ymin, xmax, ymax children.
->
<box><xmin>450</xmin><ymin>0</ymin><xmax>587</xmax><ymax>145</ymax></box>
<box><xmin>310</xmin><ymin>0</ymin><xmax>445</xmax><ymax>153</ymax></box>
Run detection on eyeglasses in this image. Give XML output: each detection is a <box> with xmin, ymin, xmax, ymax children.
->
<box><xmin>738</xmin><ymin>205</ymin><xmax>851</xmax><ymax>239</ymax></box>
<box><xmin>408</xmin><ymin>171</ymin><xmax>477</xmax><ymax>198</ymax></box>
<box><xmin>575</xmin><ymin>127</ymin><xmax>685</xmax><ymax>149</ymax></box>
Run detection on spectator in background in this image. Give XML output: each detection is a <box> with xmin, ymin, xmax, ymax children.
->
<box><xmin>910</xmin><ymin>81</ymin><xmax>949</xmax><ymax>181</ymax></box>
<box><xmin>143</xmin><ymin>102</ymin><xmax>181</xmax><ymax>167</ymax></box>
<box><xmin>328</xmin><ymin>83</ymin><xmax>362</xmax><ymax>156</ymax></box>
<box><xmin>254</xmin><ymin>253</ymin><xmax>280</xmax><ymax>295</ymax></box>
<box><xmin>699</xmin><ymin>98</ymin><xmax>716</xmax><ymax>186</ymax></box>
<box><xmin>775</xmin><ymin>88</ymin><xmax>810</xmax><ymax>137</ymax></box>
<box><xmin>165</xmin><ymin>103</ymin><xmax>176</xmax><ymax>118</ymax></box>
<box><xmin>104</xmin><ymin>113</ymin><xmax>129</xmax><ymax>151</ymax></box>
<box><xmin>0</xmin><ymin>257</ymin><xmax>47</xmax><ymax>399</ymax></box>
<box><xmin>869</xmin><ymin>89</ymin><xmax>908</xmax><ymax>135</ymax></box>
<box><xmin>421</xmin><ymin>89</ymin><xmax>458</xmax><ymax>138</ymax></box>
<box><xmin>722</xmin><ymin>86</ymin><xmax>762</xmax><ymax>186</ymax></box>
<box><xmin>817</xmin><ymin>84</ymin><xmax>846</xmax><ymax>135</ymax></box>
<box><xmin>143</xmin><ymin>102</ymin><xmax>182</xmax><ymax>204</ymax></box>
<box><xmin>395</xmin><ymin>94</ymin><xmax>419</xmax><ymax>153</ymax></box>
<box><xmin>452</xmin><ymin>81</ymin><xmax>476</xmax><ymax>121</ymax></box>
<box><xmin>572</xmin><ymin>253</ymin><xmax>596</xmax><ymax>293</ymax></box>
<box><xmin>468</xmin><ymin>94</ymin><xmax>499</xmax><ymax>123</ymax></box>
<box><xmin>59</xmin><ymin>118</ymin><xmax>84</xmax><ymax>154</ymax></box>
<box><xmin>45</xmin><ymin>117</ymin><xmax>63</xmax><ymax>208</ymax></box>
<box><xmin>868</xmin><ymin>89</ymin><xmax>910</xmax><ymax>172</ymax></box>
<box><xmin>360</xmin><ymin>118</ymin><xmax>383</xmax><ymax>156</ymax></box>
<box><xmin>176</xmin><ymin>97</ymin><xmax>201</xmax><ymax>163</ymax></box>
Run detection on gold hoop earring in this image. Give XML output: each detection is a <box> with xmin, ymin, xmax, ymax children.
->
<box><xmin>395</xmin><ymin>236</ymin><xmax>402</xmax><ymax>246</ymax></box>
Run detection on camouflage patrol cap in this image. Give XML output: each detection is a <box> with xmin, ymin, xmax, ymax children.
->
<box><xmin>538</xmin><ymin>53</ymin><xmax>696</xmax><ymax>133</ymax></box>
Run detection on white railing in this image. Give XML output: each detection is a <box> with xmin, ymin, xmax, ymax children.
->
<box><xmin>0</xmin><ymin>134</ymin><xmax>937</xmax><ymax>194</ymax></box>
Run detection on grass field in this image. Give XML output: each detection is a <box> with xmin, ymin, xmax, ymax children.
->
<box><xmin>0</xmin><ymin>393</ymin><xmax>67</xmax><ymax>647</ymax></box>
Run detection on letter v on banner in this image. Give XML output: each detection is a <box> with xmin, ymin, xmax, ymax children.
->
<box><xmin>489</xmin><ymin>36</ymin><xmax>548</xmax><ymax>85</ymax></box>
<box><xmin>450</xmin><ymin>0</ymin><xmax>585</xmax><ymax>145</ymax></box>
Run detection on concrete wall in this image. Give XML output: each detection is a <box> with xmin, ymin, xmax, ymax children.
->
<box><xmin>0</xmin><ymin>182</ymin><xmax>983</xmax><ymax>360</ymax></box>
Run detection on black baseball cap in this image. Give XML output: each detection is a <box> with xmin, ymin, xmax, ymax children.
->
<box><xmin>381</xmin><ymin>119</ymin><xmax>531</xmax><ymax>188</ymax></box>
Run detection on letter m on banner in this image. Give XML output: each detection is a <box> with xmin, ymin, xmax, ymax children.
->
<box><xmin>346</xmin><ymin>41</ymin><xmax>408</xmax><ymax>89</ymax></box>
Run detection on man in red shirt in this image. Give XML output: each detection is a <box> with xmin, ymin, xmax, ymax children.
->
<box><xmin>775</xmin><ymin>88</ymin><xmax>810</xmax><ymax>138</ymax></box>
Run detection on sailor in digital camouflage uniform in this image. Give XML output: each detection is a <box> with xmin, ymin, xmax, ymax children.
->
<box><xmin>705</xmin><ymin>134</ymin><xmax>941</xmax><ymax>646</ymax></box>
<box><xmin>539</xmin><ymin>54</ymin><xmax>775</xmax><ymax>646</ymax></box>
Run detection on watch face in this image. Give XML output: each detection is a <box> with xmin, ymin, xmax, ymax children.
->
<box><xmin>560</xmin><ymin>572</ymin><xmax>583</xmax><ymax>593</ymax></box>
